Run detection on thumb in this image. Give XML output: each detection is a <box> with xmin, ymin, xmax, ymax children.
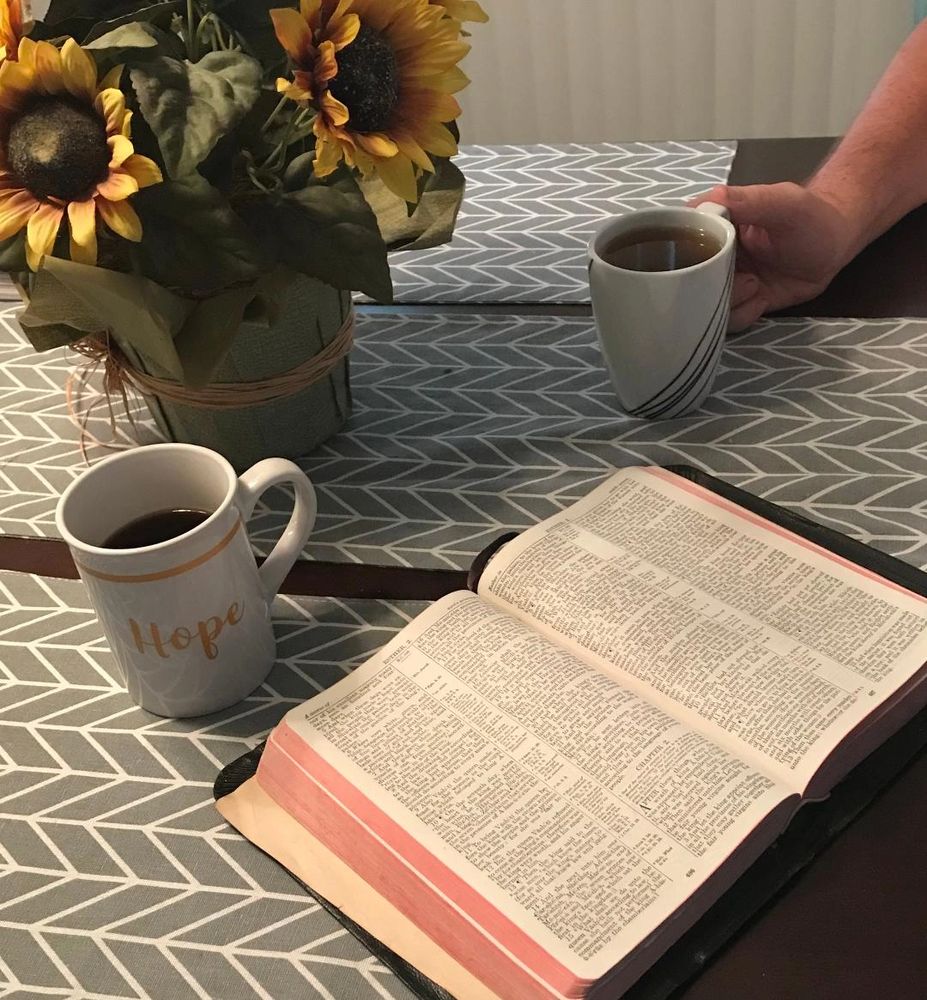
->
<box><xmin>704</xmin><ymin>183</ymin><xmax>802</xmax><ymax>229</ymax></box>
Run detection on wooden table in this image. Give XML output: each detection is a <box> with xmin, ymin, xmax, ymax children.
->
<box><xmin>0</xmin><ymin>137</ymin><xmax>924</xmax><ymax>1000</ymax></box>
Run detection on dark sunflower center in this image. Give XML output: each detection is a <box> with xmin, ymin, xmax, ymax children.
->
<box><xmin>328</xmin><ymin>25</ymin><xmax>400</xmax><ymax>133</ymax></box>
<box><xmin>7</xmin><ymin>98</ymin><xmax>110</xmax><ymax>202</ymax></box>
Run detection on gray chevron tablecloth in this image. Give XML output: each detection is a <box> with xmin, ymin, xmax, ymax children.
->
<box><xmin>1</xmin><ymin>135</ymin><xmax>925</xmax><ymax>1000</ymax></box>
<box><xmin>0</xmin><ymin>309</ymin><xmax>925</xmax><ymax>571</ymax></box>
<box><xmin>1</xmin><ymin>313</ymin><xmax>925</xmax><ymax>999</ymax></box>
<box><xmin>384</xmin><ymin>141</ymin><xmax>737</xmax><ymax>304</ymax></box>
<box><xmin>0</xmin><ymin>571</ymin><xmax>425</xmax><ymax>998</ymax></box>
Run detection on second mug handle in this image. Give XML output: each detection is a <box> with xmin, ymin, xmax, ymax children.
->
<box><xmin>236</xmin><ymin>459</ymin><xmax>317</xmax><ymax>600</ymax></box>
<box><xmin>695</xmin><ymin>201</ymin><xmax>731</xmax><ymax>221</ymax></box>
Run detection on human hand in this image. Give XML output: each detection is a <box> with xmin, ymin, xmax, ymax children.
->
<box><xmin>691</xmin><ymin>182</ymin><xmax>857</xmax><ymax>331</ymax></box>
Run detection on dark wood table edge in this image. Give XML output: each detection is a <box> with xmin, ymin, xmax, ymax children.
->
<box><xmin>0</xmin><ymin>534</ymin><xmax>467</xmax><ymax>601</ymax></box>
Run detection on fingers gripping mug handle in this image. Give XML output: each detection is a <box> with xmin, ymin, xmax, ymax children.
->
<box><xmin>236</xmin><ymin>459</ymin><xmax>317</xmax><ymax>600</ymax></box>
<box><xmin>695</xmin><ymin>201</ymin><xmax>730</xmax><ymax>221</ymax></box>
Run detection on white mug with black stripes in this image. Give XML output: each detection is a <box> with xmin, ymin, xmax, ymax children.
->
<box><xmin>588</xmin><ymin>202</ymin><xmax>735</xmax><ymax>419</ymax></box>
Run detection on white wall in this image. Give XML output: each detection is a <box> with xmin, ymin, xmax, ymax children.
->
<box><xmin>26</xmin><ymin>0</ymin><xmax>915</xmax><ymax>143</ymax></box>
<box><xmin>458</xmin><ymin>0</ymin><xmax>913</xmax><ymax>142</ymax></box>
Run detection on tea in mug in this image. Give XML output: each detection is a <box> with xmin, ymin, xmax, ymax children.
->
<box><xmin>600</xmin><ymin>226</ymin><xmax>723</xmax><ymax>272</ymax></box>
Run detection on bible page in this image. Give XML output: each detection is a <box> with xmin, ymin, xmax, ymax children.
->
<box><xmin>260</xmin><ymin>591</ymin><xmax>792</xmax><ymax>986</ymax></box>
<box><xmin>479</xmin><ymin>467</ymin><xmax>927</xmax><ymax>793</ymax></box>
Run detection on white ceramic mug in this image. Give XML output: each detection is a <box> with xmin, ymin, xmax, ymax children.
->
<box><xmin>588</xmin><ymin>202</ymin><xmax>735</xmax><ymax>419</ymax></box>
<box><xmin>56</xmin><ymin>444</ymin><xmax>317</xmax><ymax>718</ymax></box>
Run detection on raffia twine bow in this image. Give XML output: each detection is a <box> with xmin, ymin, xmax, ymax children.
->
<box><xmin>65</xmin><ymin>309</ymin><xmax>355</xmax><ymax>463</ymax></box>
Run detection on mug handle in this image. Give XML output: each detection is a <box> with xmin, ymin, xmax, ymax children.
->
<box><xmin>236</xmin><ymin>459</ymin><xmax>317</xmax><ymax>600</ymax></box>
<box><xmin>695</xmin><ymin>201</ymin><xmax>731</xmax><ymax>221</ymax></box>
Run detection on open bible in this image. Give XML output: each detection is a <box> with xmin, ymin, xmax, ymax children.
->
<box><xmin>216</xmin><ymin>467</ymin><xmax>927</xmax><ymax>1000</ymax></box>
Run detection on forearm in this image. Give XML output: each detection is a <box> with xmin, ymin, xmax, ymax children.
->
<box><xmin>809</xmin><ymin>20</ymin><xmax>927</xmax><ymax>258</ymax></box>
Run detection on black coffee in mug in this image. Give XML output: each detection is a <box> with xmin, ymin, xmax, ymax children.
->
<box><xmin>600</xmin><ymin>225</ymin><xmax>723</xmax><ymax>272</ymax></box>
<box><xmin>103</xmin><ymin>509</ymin><xmax>211</xmax><ymax>549</ymax></box>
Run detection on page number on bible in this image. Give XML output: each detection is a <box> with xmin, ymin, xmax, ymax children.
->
<box><xmin>685</xmin><ymin>868</ymin><xmax>695</xmax><ymax>878</ymax></box>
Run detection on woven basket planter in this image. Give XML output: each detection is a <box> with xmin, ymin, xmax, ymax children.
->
<box><xmin>131</xmin><ymin>277</ymin><xmax>353</xmax><ymax>472</ymax></box>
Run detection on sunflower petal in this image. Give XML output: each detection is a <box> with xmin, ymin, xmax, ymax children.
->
<box><xmin>348</xmin><ymin>147</ymin><xmax>375</xmax><ymax>174</ymax></box>
<box><xmin>121</xmin><ymin>108</ymin><xmax>133</xmax><ymax>137</ymax></box>
<box><xmin>61</xmin><ymin>39</ymin><xmax>97</xmax><ymax>102</ymax></box>
<box><xmin>432</xmin><ymin>65</ymin><xmax>470</xmax><ymax>94</ymax></box>
<box><xmin>270</xmin><ymin>8</ymin><xmax>314</xmax><ymax>64</ymax></box>
<box><xmin>96</xmin><ymin>169</ymin><xmax>139</xmax><ymax>202</ymax></box>
<box><xmin>0</xmin><ymin>58</ymin><xmax>32</xmax><ymax>111</ymax></box>
<box><xmin>399</xmin><ymin>88</ymin><xmax>461</xmax><ymax>126</ymax></box>
<box><xmin>393</xmin><ymin>132</ymin><xmax>434</xmax><ymax>173</ymax></box>
<box><xmin>94</xmin><ymin>88</ymin><xmax>126</xmax><ymax>136</ymax></box>
<box><xmin>0</xmin><ymin>187</ymin><xmax>37</xmax><ymax>240</ymax></box>
<box><xmin>98</xmin><ymin>197</ymin><xmax>142</xmax><ymax>242</ymax></box>
<box><xmin>401</xmin><ymin>41</ymin><xmax>470</xmax><ymax>79</ymax></box>
<box><xmin>299</xmin><ymin>0</ymin><xmax>322</xmax><ymax>28</ymax></box>
<box><xmin>25</xmin><ymin>201</ymin><xmax>64</xmax><ymax>271</ymax></box>
<box><xmin>372</xmin><ymin>153</ymin><xmax>419</xmax><ymax>204</ymax></box>
<box><xmin>32</xmin><ymin>40</ymin><xmax>64</xmax><ymax>94</ymax></box>
<box><xmin>108</xmin><ymin>134</ymin><xmax>133</xmax><ymax>168</ymax></box>
<box><xmin>326</xmin><ymin>11</ymin><xmax>360</xmax><ymax>51</ymax></box>
<box><xmin>353</xmin><ymin>132</ymin><xmax>400</xmax><ymax>159</ymax></box>
<box><xmin>312</xmin><ymin>130</ymin><xmax>344</xmax><ymax>177</ymax></box>
<box><xmin>67</xmin><ymin>199</ymin><xmax>98</xmax><ymax>266</ymax></box>
<box><xmin>411</xmin><ymin>119</ymin><xmax>458</xmax><ymax>158</ymax></box>
<box><xmin>277</xmin><ymin>75</ymin><xmax>313</xmax><ymax>103</ymax></box>
<box><xmin>329</xmin><ymin>0</ymin><xmax>354</xmax><ymax>21</ymax></box>
<box><xmin>315</xmin><ymin>40</ymin><xmax>338</xmax><ymax>85</ymax></box>
<box><xmin>15</xmin><ymin>35</ymin><xmax>35</xmax><ymax>68</ymax></box>
<box><xmin>121</xmin><ymin>154</ymin><xmax>162</xmax><ymax>190</ymax></box>
<box><xmin>319</xmin><ymin>90</ymin><xmax>349</xmax><ymax>126</ymax></box>
<box><xmin>446</xmin><ymin>1</ymin><xmax>489</xmax><ymax>23</ymax></box>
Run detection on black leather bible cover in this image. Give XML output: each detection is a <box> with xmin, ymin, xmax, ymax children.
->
<box><xmin>215</xmin><ymin>465</ymin><xmax>927</xmax><ymax>1000</ymax></box>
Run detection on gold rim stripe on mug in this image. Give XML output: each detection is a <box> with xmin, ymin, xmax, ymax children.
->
<box><xmin>75</xmin><ymin>518</ymin><xmax>243</xmax><ymax>584</ymax></box>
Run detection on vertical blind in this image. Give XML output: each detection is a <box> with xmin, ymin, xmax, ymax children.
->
<box><xmin>458</xmin><ymin>0</ymin><xmax>913</xmax><ymax>143</ymax></box>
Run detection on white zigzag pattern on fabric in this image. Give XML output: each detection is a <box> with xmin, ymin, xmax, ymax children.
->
<box><xmin>0</xmin><ymin>571</ymin><xmax>425</xmax><ymax>999</ymax></box>
<box><xmin>380</xmin><ymin>141</ymin><xmax>737</xmax><ymax>304</ymax></box>
<box><xmin>0</xmin><ymin>310</ymin><xmax>924</xmax><ymax>572</ymax></box>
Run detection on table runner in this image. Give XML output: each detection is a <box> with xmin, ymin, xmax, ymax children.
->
<box><xmin>0</xmin><ymin>569</ymin><xmax>425</xmax><ymax>999</ymax></box>
<box><xmin>0</xmin><ymin>310</ymin><xmax>924</xmax><ymax>572</ymax></box>
<box><xmin>384</xmin><ymin>141</ymin><xmax>737</xmax><ymax>304</ymax></box>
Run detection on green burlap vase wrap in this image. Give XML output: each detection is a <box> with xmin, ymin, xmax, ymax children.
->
<box><xmin>128</xmin><ymin>278</ymin><xmax>353</xmax><ymax>472</ymax></box>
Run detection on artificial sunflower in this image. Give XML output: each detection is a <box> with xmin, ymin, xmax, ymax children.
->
<box><xmin>0</xmin><ymin>37</ymin><xmax>162</xmax><ymax>270</ymax></box>
<box><xmin>0</xmin><ymin>0</ymin><xmax>21</xmax><ymax>63</ymax></box>
<box><xmin>272</xmin><ymin>0</ymin><xmax>469</xmax><ymax>204</ymax></box>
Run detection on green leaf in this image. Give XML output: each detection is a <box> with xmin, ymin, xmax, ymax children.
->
<box><xmin>241</xmin><ymin>172</ymin><xmax>393</xmax><ymax>303</ymax></box>
<box><xmin>243</xmin><ymin>267</ymin><xmax>295</xmax><ymax>327</ymax></box>
<box><xmin>132</xmin><ymin>174</ymin><xmax>267</xmax><ymax>295</ymax></box>
<box><xmin>38</xmin><ymin>257</ymin><xmax>191</xmax><ymax>380</ymax></box>
<box><xmin>18</xmin><ymin>268</ymin><xmax>102</xmax><ymax>351</ymax></box>
<box><xmin>361</xmin><ymin>159</ymin><xmax>466</xmax><ymax>252</ymax></box>
<box><xmin>0</xmin><ymin>234</ymin><xmax>27</xmax><ymax>273</ymax></box>
<box><xmin>174</xmin><ymin>283</ymin><xmax>259</xmax><ymax>388</ymax></box>
<box><xmin>84</xmin><ymin>22</ymin><xmax>181</xmax><ymax>64</ymax></box>
<box><xmin>44</xmin><ymin>1</ymin><xmax>142</xmax><ymax>24</ymax></box>
<box><xmin>130</xmin><ymin>51</ymin><xmax>262</xmax><ymax>178</ymax></box>
<box><xmin>283</xmin><ymin>152</ymin><xmax>315</xmax><ymax>192</ymax></box>
<box><xmin>41</xmin><ymin>1</ymin><xmax>171</xmax><ymax>40</ymax></box>
<box><xmin>17</xmin><ymin>319</ymin><xmax>89</xmax><ymax>353</ymax></box>
<box><xmin>84</xmin><ymin>2</ymin><xmax>183</xmax><ymax>40</ymax></box>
